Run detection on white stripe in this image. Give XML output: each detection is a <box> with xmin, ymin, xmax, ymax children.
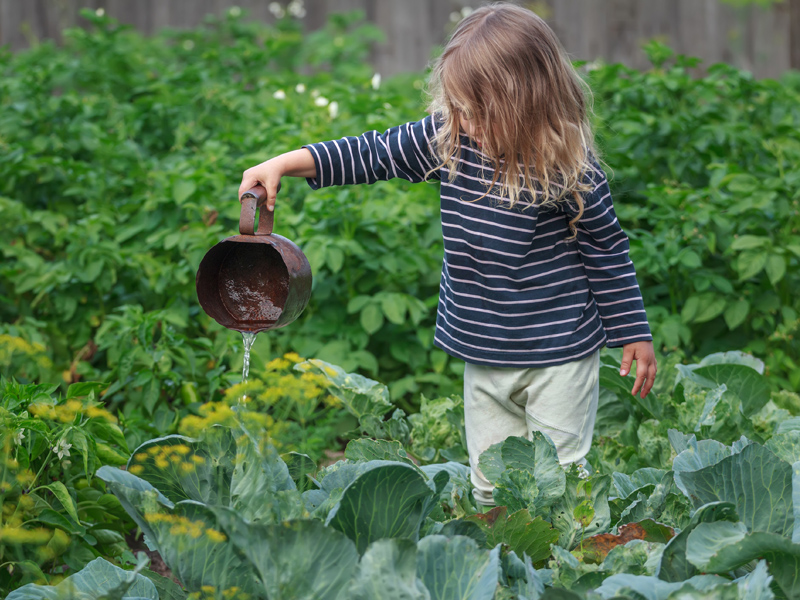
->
<box><xmin>578</xmin><ymin>237</ymin><xmax>628</xmax><ymax>254</ymax></box>
<box><xmin>607</xmin><ymin>333</ymin><xmax>651</xmax><ymax>344</ymax></box>
<box><xmin>446</xmin><ymin>273</ymin><xmax>589</xmax><ymax>294</ymax></box>
<box><xmin>441</xmin><ymin>291</ymin><xmax>586</xmax><ymax>319</ymax></box>
<box><xmin>604</xmin><ymin>319</ymin><xmax>650</xmax><ymax>331</ymax></box>
<box><xmin>445</xmin><ymin>248</ymin><xmax>580</xmax><ymax>272</ymax></box>
<box><xmin>442</xmin><ymin>234</ymin><xmax>569</xmax><ymax>260</ymax></box>
<box><xmin>446</xmin><ymin>261</ymin><xmax>583</xmax><ymax>284</ymax></box>
<box><xmin>375</xmin><ymin>132</ymin><xmax>398</xmax><ymax>178</ymax></box>
<box><xmin>442</xmin><ymin>278</ymin><xmax>589</xmax><ymax>307</ymax></box>
<box><xmin>320</xmin><ymin>142</ymin><xmax>336</xmax><ymax>186</ymax></box>
<box><xmin>306</xmin><ymin>144</ymin><xmax>323</xmax><ymax>187</ymax></box>
<box><xmin>333</xmin><ymin>140</ymin><xmax>346</xmax><ymax>184</ymax></box>
<box><xmin>354</xmin><ymin>136</ymin><xmax>371</xmax><ymax>183</ymax></box>
<box><xmin>371</xmin><ymin>130</ymin><xmax>391</xmax><ymax>178</ymax></box>
<box><xmin>591</xmin><ymin>284</ymin><xmax>642</xmax><ymax>295</ymax></box>
<box><xmin>436</xmin><ymin>311</ymin><xmax>603</xmax><ymax>347</ymax></box>
<box><xmin>441</xmin><ymin>303</ymin><xmax>585</xmax><ymax>331</ymax></box>
<box><xmin>440</xmin><ymin>208</ymin><xmax>535</xmax><ymax>234</ymax></box>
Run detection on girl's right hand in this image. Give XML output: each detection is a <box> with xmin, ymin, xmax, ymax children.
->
<box><xmin>239</xmin><ymin>149</ymin><xmax>317</xmax><ymax>212</ymax></box>
<box><xmin>240</xmin><ymin>159</ymin><xmax>283</xmax><ymax>212</ymax></box>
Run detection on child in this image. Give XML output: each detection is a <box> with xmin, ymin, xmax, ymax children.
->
<box><xmin>239</xmin><ymin>2</ymin><xmax>657</xmax><ymax>507</ymax></box>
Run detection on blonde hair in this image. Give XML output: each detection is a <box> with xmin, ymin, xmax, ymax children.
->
<box><xmin>426</xmin><ymin>2</ymin><xmax>597</xmax><ymax>235</ymax></box>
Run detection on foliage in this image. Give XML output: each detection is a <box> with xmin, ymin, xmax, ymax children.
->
<box><xmin>0</xmin><ymin>380</ymin><xmax>135</xmax><ymax>595</ymax></box>
<box><xmin>2</xmin><ymin>10</ymin><xmax>798</xmax><ymax>419</ymax></box>
<box><xmin>15</xmin><ymin>349</ymin><xmax>800</xmax><ymax>598</ymax></box>
<box><xmin>588</xmin><ymin>41</ymin><xmax>800</xmax><ymax>391</ymax></box>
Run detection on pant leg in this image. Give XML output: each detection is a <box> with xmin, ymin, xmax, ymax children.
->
<box><xmin>517</xmin><ymin>351</ymin><xmax>600</xmax><ymax>467</ymax></box>
<box><xmin>463</xmin><ymin>362</ymin><xmax>529</xmax><ymax>506</ymax></box>
<box><xmin>463</xmin><ymin>352</ymin><xmax>600</xmax><ymax>506</ymax></box>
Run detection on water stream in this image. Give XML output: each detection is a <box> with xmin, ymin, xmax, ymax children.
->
<box><xmin>241</xmin><ymin>332</ymin><xmax>257</xmax><ymax>383</ymax></box>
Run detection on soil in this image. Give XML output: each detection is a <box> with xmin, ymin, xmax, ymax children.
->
<box><xmin>125</xmin><ymin>530</ymin><xmax>181</xmax><ymax>585</ymax></box>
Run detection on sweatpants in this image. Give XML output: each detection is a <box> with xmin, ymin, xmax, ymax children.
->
<box><xmin>463</xmin><ymin>351</ymin><xmax>600</xmax><ymax>506</ymax></box>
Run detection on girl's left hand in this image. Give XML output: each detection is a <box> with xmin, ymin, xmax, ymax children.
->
<box><xmin>619</xmin><ymin>341</ymin><xmax>657</xmax><ymax>398</ymax></box>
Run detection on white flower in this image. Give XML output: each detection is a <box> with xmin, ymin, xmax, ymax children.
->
<box><xmin>371</xmin><ymin>73</ymin><xmax>381</xmax><ymax>90</ymax></box>
<box><xmin>273</xmin><ymin>89</ymin><xmax>286</xmax><ymax>100</ymax></box>
<box><xmin>310</xmin><ymin>89</ymin><xmax>320</xmax><ymax>98</ymax></box>
<box><xmin>268</xmin><ymin>2</ymin><xmax>285</xmax><ymax>18</ymax></box>
<box><xmin>314</xmin><ymin>96</ymin><xmax>329</xmax><ymax>107</ymax></box>
<box><xmin>13</xmin><ymin>429</ymin><xmax>24</xmax><ymax>446</ymax></box>
<box><xmin>182</xmin><ymin>40</ymin><xmax>195</xmax><ymax>51</ymax></box>
<box><xmin>229</xmin><ymin>6</ymin><xmax>242</xmax><ymax>17</ymax></box>
<box><xmin>461</xmin><ymin>7</ymin><xmax>474</xmax><ymax>18</ymax></box>
<box><xmin>295</xmin><ymin>83</ymin><xmax>306</xmax><ymax>93</ymax></box>
<box><xmin>54</xmin><ymin>438</ymin><xmax>72</xmax><ymax>460</ymax></box>
<box><xmin>95</xmin><ymin>7</ymin><xmax>105</xmax><ymax>16</ymax></box>
<box><xmin>328</xmin><ymin>101</ymin><xmax>339</xmax><ymax>119</ymax></box>
<box><xmin>287</xmin><ymin>0</ymin><xmax>306</xmax><ymax>18</ymax></box>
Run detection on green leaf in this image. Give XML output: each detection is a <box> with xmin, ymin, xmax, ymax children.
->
<box><xmin>44</xmin><ymin>481</ymin><xmax>81</xmax><ymax>525</ymax></box>
<box><xmin>493</xmin><ymin>469</ymin><xmax>540</xmax><ymax>514</ymax></box>
<box><xmin>477</xmin><ymin>434</ymin><xmax>566</xmax><ymax>518</ymax></box>
<box><xmin>416</xmin><ymin>535</ymin><xmax>501</xmax><ymax>600</ymax></box>
<box><xmin>326</xmin><ymin>246</ymin><xmax>345</xmax><ymax>273</ymax></box>
<box><xmin>350</xmin><ymin>539</ymin><xmax>428</xmax><ymax>600</ymax></box>
<box><xmin>344</xmin><ymin>438</ymin><xmax>417</xmax><ymax>468</ymax></box>
<box><xmin>550</xmin><ymin>472</ymin><xmax>611</xmax><ymax>550</ymax></box>
<box><xmin>729</xmin><ymin>235</ymin><xmax>769</xmax><ymax>250</ymax></box>
<box><xmin>7</xmin><ymin>556</ymin><xmax>157</xmax><ymax>600</ymax></box>
<box><xmin>360</xmin><ymin>303</ymin><xmax>384</xmax><ymax>334</ymax></box>
<box><xmin>466</xmin><ymin>507</ymin><xmax>558</xmax><ymax>563</ymax></box>
<box><xmin>685</xmin><ymin>522</ymin><xmax>800</xmax><ymax>598</ymax></box>
<box><xmin>726</xmin><ymin>174</ymin><xmax>759</xmax><ymax>193</ymax></box>
<box><xmin>723</xmin><ymin>299</ymin><xmax>749</xmax><ymax>330</ymax></box>
<box><xmin>737</xmin><ymin>251</ymin><xmax>768</xmax><ymax>280</ymax></box>
<box><xmin>173</xmin><ymin>180</ymin><xmax>196</xmax><ymax>205</ymax></box>
<box><xmin>282</xmin><ymin>452</ymin><xmax>316</xmax><ymax>491</ymax></box>
<box><xmin>326</xmin><ymin>462</ymin><xmax>436</xmax><ymax>554</ymax></box>
<box><xmin>347</xmin><ymin>295</ymin><xmax>371</xmax><ymax>314</ymax></box>
<box><xmin>127</xmin><ymin>431</ymin><xmax>235</xmax><ymax>506</ymax></box>
<box><xmin>692</xmin><ymin>294</ymin><xmax>726</xmax><ymax>324</ymax></box>
<box><xmin>296</xmin><ymin>359</ymin><xmax>393</xmax><ymax>418</ymax></box>
<box><xmin>227</xmin><ymin>518</ymin><xmax>359</xmax><ymax>600</ymax></box>
<box><xmin>693</xmin><ymin>363</ymin><xmax>770</xmax><ymax>417</ymax></box>
<box><xmin>766</xmin><ymin>254</ymin><xmax>786</xmax><ymax>285</ymax></box>
<box><xmin>381</xmin><ymin>293</ymin><xmax>407</xmax><ymax>325</ymax></box>
<box><xmin>656</xmin><ymin>501</ymin><xmax>739</xmax><ymax>582</ymax></box>
<box><xmin>676</xmin><ymin>443</ymin><xmax>793</xmax><ymax>537</ymax></box>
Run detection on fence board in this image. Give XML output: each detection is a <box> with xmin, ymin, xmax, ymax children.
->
<box><xmin>0</xmin><ymin>0</ymin><xmax>793</xmax><ymax>78</ymax></box>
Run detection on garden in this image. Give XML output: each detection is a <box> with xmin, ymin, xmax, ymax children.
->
<box><xmin>1</xmin><ymin>6</ymin><xmax>800</xmax><ymax>599</ymax></box>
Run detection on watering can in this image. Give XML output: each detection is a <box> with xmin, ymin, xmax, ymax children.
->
<box><xmin>196</xmin><ymin>185</ymin><xmax>312</xmax><ymax>332</ymax></box>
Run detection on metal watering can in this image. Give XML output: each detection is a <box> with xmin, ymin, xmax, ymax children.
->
<box><xmin>196</xmin><ymin>185</ymin><xmax>312</xmax><ymax>332</ymax></box>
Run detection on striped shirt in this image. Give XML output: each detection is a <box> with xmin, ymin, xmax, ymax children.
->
<box><xmin>303</xmin><ymin>115</ymin><xmax>652</xmax><ymax>367</ymax></box>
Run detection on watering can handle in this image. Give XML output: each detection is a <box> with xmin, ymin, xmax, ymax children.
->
<box><xmin>239</xmin><ymin>185</ymin><xmax>274</xmax><ymax>236</ymax></box>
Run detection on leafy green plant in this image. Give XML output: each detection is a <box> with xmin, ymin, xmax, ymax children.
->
<box><xmin>0</xmin><ymin>380</ymin><xmax>134</xmax><ymax>595</ymax></box>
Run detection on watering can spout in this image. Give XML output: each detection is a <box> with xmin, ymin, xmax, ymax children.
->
<box><xmin>195</xmin><ymin>185</ymin><xmax>312</xmax><ymax>333</ymax></box>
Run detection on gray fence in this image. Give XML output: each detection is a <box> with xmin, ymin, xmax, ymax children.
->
<box><xmin>1</xmin><ymin>0</ymin><xmax>798</xmax><ymax>78</ymax></box>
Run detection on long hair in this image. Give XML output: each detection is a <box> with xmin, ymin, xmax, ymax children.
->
<box><xmin>426</xmin><ymin>3</ymin><xmax>597</xmax><ymax>235</ymax></box>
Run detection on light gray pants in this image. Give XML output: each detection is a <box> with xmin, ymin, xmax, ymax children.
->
<box><xmin>463</xmin><ymin>351</ymin><xmax>600</xmax><ymax>506</ymax></box>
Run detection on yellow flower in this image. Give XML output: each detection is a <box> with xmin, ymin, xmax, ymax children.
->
<box><xmin>205</xmin><ymin>528</ymin><xmax>227</xmax><ymax>543</ymax></box>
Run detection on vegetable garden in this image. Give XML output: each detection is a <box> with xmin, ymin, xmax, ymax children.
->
<box><xmin>2</xmin><ymin>7</ymin><xmax>800</xmax><ymax>599</ymax></box>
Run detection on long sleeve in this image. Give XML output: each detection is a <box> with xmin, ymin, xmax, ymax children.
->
<box><xmin>574</xmin><ymin>162</ymin><xmax>653</xmax><ymax>347</ymax></box>
<box><xmin>303</xmin><ymin>115</ymin><xmax>440</xmax><ymax>189</ymax></box>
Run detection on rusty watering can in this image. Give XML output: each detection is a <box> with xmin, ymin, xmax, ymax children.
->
<box><xmin>196</xmin><ymin>185</ymin><xmax>312</xmax><ymax>333</ymax></box>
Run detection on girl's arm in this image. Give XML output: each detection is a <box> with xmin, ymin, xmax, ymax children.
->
<box><xmin>239</xmin><ymin>148</ymin><xmax>317</xmax><ymax>212</ymax></box>
<box><xmin>574</xmin><ymin>163</ymin><xmax>657</xmax><ymax>398</ymax></box>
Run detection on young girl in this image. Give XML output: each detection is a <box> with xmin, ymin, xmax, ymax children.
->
<box><xmin>239</xmin><ymin>2</ymin><xmax>657</xmax><ymax>507</ymax></box>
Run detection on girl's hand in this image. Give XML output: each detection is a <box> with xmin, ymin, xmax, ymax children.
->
<box><xmin>239</xmin><ymin>149</ymin><xmax>317</xmax><ymax>212</ymax></box>
<box><xmin>240</xmin><ymin>159</ymin><xmax>283</xmax><ymax>212</ymax></box>
<box><xmin>619</xmin><ymin>341</ymin><xmax>657</xmax><ymax>398</ymax></box>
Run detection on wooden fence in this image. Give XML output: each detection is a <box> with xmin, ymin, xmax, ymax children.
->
<box><xmin>1</xmin><ymin>0</ymin><xmax>798</xmax><ymax>78</ymax></box>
